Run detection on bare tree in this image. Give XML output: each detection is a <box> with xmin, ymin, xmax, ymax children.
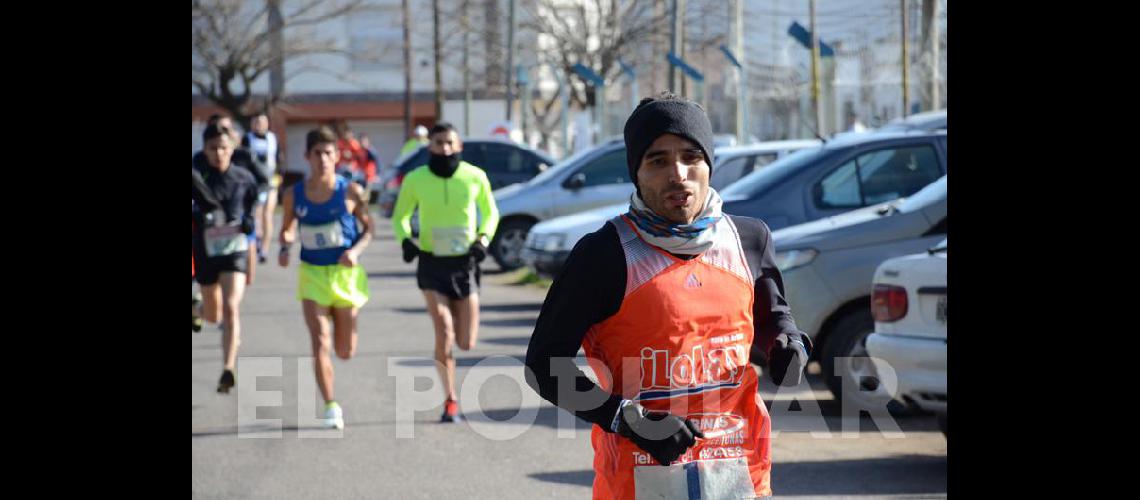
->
<box><xmin>517</xmin><ymin>0</ymin><xmax>724</xmax><ymax>149</ymax></box>
<box><xmin>192</xmin><ymin>0</ymin><xmax>367</xmax><ymax>128</ymax></box>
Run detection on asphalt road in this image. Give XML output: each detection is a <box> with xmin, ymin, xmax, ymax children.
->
<box><xmin>192</xmin><ymin>216</ymin><xmax>946</xmax><ymax>499</ymax></box>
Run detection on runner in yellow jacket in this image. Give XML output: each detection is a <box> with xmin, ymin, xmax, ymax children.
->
<box><xmin>391</xmin><ymin>122</ymin><xmax>499</xmax><ymax>423</ymax></box>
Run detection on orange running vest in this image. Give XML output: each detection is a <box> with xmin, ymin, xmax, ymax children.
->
<box><xmin>582</xmin><ymin>215</ymin><xmax>772</xmax><ymax>499</ymax></box>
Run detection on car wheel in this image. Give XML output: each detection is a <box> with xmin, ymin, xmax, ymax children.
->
<box><xmin>490</xmin><ymin>219</ymin><xmax>534</xmax><ymax>271</ymax></box>
<box><xmin>820</xmin><ymin>309</ymin><xmax>916</xmax><ymax>416</ymax></box>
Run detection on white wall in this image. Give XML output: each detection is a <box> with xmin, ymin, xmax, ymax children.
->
<box><xmin>282</xmin><ymin>120</ymin><xmax>408</xmax><ymax>175</ymax></box>
<box><xmin>199</xmin><ymin>0</ymin><xmax>534</xmax><ymax>98</ymax></box>
<box><xmin>440</xmin><ymin>99</ymin><xmax>508</xmax><ymax>140</ymax></box>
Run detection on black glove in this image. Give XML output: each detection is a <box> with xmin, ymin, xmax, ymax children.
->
<box><xmin>469</xmin><ymin>240</ymin><xmax>487</xmax><ymax>263</ymax></box>
<box><xmin>768</xmin><ymin>332</ymin><xmax>812</xmax><ymax>387</ymax></box>
<box><xmin>615</xmin><ymin>401</ymin><xmax>703</xmax><ymax>466</ymax></box>
<box><xmin>401</xmin><ymin>239</ymin><xmax>420</xmax><ymax>263</ymax></box>
<box><xmin>240</xmin><ymin>214</ymin><xmax>256</xmax><ymax>235</ymax></box>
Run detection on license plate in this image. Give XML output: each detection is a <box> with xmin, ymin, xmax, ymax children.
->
<box><xmin>936</xmin><ymin>296</ymin><xmax>947</xmax><ymax>324</ymax></box>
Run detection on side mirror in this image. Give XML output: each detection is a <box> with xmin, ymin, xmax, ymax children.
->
<box><xmin>564</xmin><ymin>172</ymin><xmax>586</xmax><ymax>190</ymax></box>
<box><xmin>536</xmin><ymin>162</ymin><xmax>549</xmax><ymax>173</ymax></box>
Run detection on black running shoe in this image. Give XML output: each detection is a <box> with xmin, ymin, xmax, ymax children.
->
<box><xmin>217</xmin><ymin>369</ymin><xmax>236</xmax><ymax>394</ymax></box>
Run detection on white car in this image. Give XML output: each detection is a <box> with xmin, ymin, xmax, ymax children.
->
<box><xmin>865</xmin><ymin>238</ymin><xmax>947</xmax><ymax>435</ymax></box>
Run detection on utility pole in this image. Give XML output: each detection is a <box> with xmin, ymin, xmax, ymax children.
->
<box><xmin>462</xmin><ymin>0</ymin><xmax>471</xmax><ymax>134</ymax></box>
<box><xmin>733</xmin><ymin>0</ymin><xmax>744</xmax><ymax>143</ymax></box>
<box><xmin>670</xmin><ymin>0</ymin><xmax>684</xmax><ymax>92</ymax></box>
<box><xmin>810</xmin><ymin>0</ymin><xmax>823</xmax><ymax>136</ymax></box>
<box><xmin>927</xmin><ymin>0</ymin><xmax>940</xmax><ymax>110</ymax></box>
<box><xmin>267</xmin><ymin>0</ymin><xmax>284</xmax><ymax>106</ymax></box>
<box><xmin>402</xmin><ymin>0</ymin><xmax>412</xmax><ymax>139</ymax></box>
<box><xmin>901</xmin><ymin>0</ymin><xmax>910</xmax><ymax>118</ymax></box>
<box><xmin>433</xmin><ymin>0</ymin><xmax>443</xmax><ymax>121</ymax></box>
<box><xmin>506</xmin><ymin>0</ymin><xmax>517</xmax><ymax>122</ymax></box>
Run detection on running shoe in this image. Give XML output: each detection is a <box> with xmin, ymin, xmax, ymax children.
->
<box><xmin>324</xmin><ymin>401</ymin><xmax>344</xmax><ymax>430</ymax></box>
<box><xmin>217</xmin><ymin>369</ymin><xmax>236</xmax><ymax>394</ymax></box>
<box><xmin>440</xmin><ymin>398</ymin><xmax>462</xmax><ymax>423</ymax></box>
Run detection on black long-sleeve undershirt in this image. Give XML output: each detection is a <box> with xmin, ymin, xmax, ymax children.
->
<box><xmin>523</xmin><ymin>214</ymin><xmax>805</xmax><ymax>431</ymax></box>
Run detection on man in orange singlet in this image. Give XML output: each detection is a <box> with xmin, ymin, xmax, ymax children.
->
<box><xmin>524</xmin><ymin>92</ymin><xmax>812</xmax><ymax>499</ymax></box>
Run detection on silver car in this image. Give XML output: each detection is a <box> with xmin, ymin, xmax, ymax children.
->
<box><xmin>490</xmin><ymin>139</ymin><xmax>633</xmax><ymax>270</ymax></box>
<box><xmin>772</xmin><ymin>176</ymin><xmax>946</xmax><ymax>412</ymax></box>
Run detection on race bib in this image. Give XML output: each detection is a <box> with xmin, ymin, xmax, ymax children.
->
<box><xmin>634</xmin><ymin>457</ymin><xmax>754</xmax><ymax>500</ymax></box>
<box><xmin>430</xmin><ymin>226</ymin><xmax>471</xmax><ymax>257</ymax></box>
<box><xmin>203</xmin><ymin>224</ymin><xmax>249</xmax><ymax>257</ymax></box>
<box><xmin>299</xmin><ymin>221</ymin><xmax>346</xmax><ymax>250</ymax></box>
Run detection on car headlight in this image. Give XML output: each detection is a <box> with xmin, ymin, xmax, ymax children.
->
<box><xmin>544</xmin><ymin>234</ymin><xmax>566</xmax><ymax>252</ymax></box>
<box><xmin>773</xmin><ymin>248</ymin><xmax>818</xmax><ymax>272</ymax></box>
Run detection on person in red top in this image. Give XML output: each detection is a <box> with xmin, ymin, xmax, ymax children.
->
<box><xmin>358</xmin><ymin>134</ymin><xmax>380</xmax><ymax>184</ymax></box>
<box><xmin>525</xmin><ymin>92</ymin><xmax>812</xmax><ymax>499</ymax></box>
<box><xmin>333</xmin><ymin>121</ymin><xmax>366</xmax><ymax>178</ymax></box>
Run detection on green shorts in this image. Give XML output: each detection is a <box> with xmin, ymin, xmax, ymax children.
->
<box><xmin>297</xmin><ymin>262</ymin><xmax>370</xmax><ymax>309</ymax></box>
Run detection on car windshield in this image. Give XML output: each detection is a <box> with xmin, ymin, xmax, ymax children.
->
<box><xmin>526</xmin><ymin>146</ymin><xmax>611</xmax><ymax>186</ymax></box>
<box><xmin>720</xmin><ymin>147</ymin><xmax>831</xmax><ymax>198</ymax></box>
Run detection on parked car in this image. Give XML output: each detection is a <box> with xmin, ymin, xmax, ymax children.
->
<box><xmin>521</xmin><ymin>131</ymin><xmax>946</xmax><ymax>278</ymax></box>
<box><xmin>771</xmin><ymin>175</ymin><xmax>947</xmax><ymax>411</ymax></box>
<box><xmin>719</xmin><ymin>131</ymin><xmax>947</xmax><ymax>230</ymax></box>
<box><xmin>866</xmin><ymin>238</ymin><xmax>948</xmax><ymax>435</ymax></box>
<box><xmin>876</xmin><ymin>109</ymin><xmax>946</xmax><ymax>133</ymax></box>
<box><xmin>517</xmin><ymin>139</ymin><xmax>822</xmax><ymax>277</ymax></box>
<box><xmin>376</xmin><ymin>139</ymin><xmax>556</xmax><ymax>217</ymax></box>
<box><xmin>490</xmin><ymin>139</ymin><xmax>631</xmax><ymax>270</ymax></box>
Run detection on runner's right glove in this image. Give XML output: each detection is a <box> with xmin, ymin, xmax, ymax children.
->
<box><xmin>614</xmin><ymin>400</ymin><xmax>704</xmax><ymax>466</ymax></box>
<box><xmin>401</xmin><ymin>239</ymin><xmax>420</xmax><ymax>263</ymax></box>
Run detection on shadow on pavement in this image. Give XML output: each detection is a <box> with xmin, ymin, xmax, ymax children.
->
<box><xmin>395</xmin><ymin>354</ymin><xmax>526</xmax><ymax>368</ymax></box>
<box><xmin>393</xmin><ymin>302</ymin><xmax>541</xmax><ymax>315</ymax></box>
<box><xmin>471</xmin><ymin>405</ymin><xmax>592</xmax><ymax>431</ymax></box>
<box><xmin>528</xmin><ymin>470</ymin><xmax>594</xmax><ymax>487</ymax></box>
<box><xmin>367</xmin><ymin>270</ymin><xmax>417</xmax><ymax>279</ymax></box>
<box><xmin>480</xmin><ymin>317</ymin><xmax>537</xmax><ymax>328</ymax></box>
<box><xmin>773</xmin><ymin>455</ymin><xmax>946</xmax><ymax>496</ymax></box>
<box><xmin>481</xmin><ymin>336</ymin><xmax>532</xmax><ymax>346</ymax></box>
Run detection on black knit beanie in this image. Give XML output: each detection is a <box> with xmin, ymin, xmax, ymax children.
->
<box><xmin>623</xmin><ymin>95</ymin><xmax>715</xmax><ymax>193</ymax></box>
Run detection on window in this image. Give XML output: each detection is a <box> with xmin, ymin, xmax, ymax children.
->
<box><xmin>814</xmin><ymin>144</ymin><xmax>943</xmax><ymax>209</ymax></box>
<box><xmin>816</xmin><ymin>159</ymin><xmax>862</xmax><ymax>209</ymax></box>
<box><xmin>857</xmin><ymin>145</ymin><xmax>942</xmax><ymax>205</ymax></box>
<box><xmin>459</xmin><ymin>143</ymin><xmax>487</xmax><ymax>170</ymax></box>
<box><xmin>710</xmin><ymin>156</ymin><xmax>751</xmax><ymax>191</ymax></box>
<box><xmin>576</xmin><ymin>150</ymin><xmax>629</xmax><ymax>187</ymax></box>
<box><xmin>480</xmin><ymin>144</ymin><xmax>527</xmax><ymax>174</ymax></box>
<box><xmin>751</xmin><ymin>153</ymin><xmax>779</xmax><ymax>169</ymax></box>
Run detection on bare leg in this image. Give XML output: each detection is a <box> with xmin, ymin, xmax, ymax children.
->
<box><xmin>423</xmin><ymin>291</ymin><xmax>457</xmax><ymax>401</ymax></box>
<box><xmin>331</xmin><ymin>306</ymin><xmax>358</xmax><ymax>360</ymax></box>
<box><xmin>303</xmin><ymin>300</ymin><xmax>335</xmax><ymax>403</ymax></box>
<box><xmin>200</xmin><ymin>283</ymin><xmax>222</xmax><ymax>324</ymax></box>
<box><xmin>218</xmin><ymin>271</ymin><xmax>247</xmax><ymax>371</ymax></box>
<box><xmin>451</xmin><ymin>293</ymin><xmax>480</xmax><ymax>352</ymax></box>
<box><xmin>260</xmin><ymin>191</ymin><xmax>277</xmax><ymax>255</ymax></box>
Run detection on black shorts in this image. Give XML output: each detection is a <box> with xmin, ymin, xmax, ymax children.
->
<box><xmin>193</xmin><ymin>250</ymin><xmax>249</xmax><ymax>285</ymax></box>
<box><xmin>416</xmin><ymin>254</ymin><xmax>480</xmax><ymax>300</ymax></box>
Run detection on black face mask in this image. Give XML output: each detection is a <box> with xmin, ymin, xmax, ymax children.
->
<box><xmin>428</xmin><ymin>153</ymin><xmax>461</xmax><ymax>178</ymax></box>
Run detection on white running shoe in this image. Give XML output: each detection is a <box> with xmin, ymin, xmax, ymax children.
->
<box><xmin>324</xmin><ymin>401</ymin><xmax>344</xmax><ymax>430</ymax></box>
